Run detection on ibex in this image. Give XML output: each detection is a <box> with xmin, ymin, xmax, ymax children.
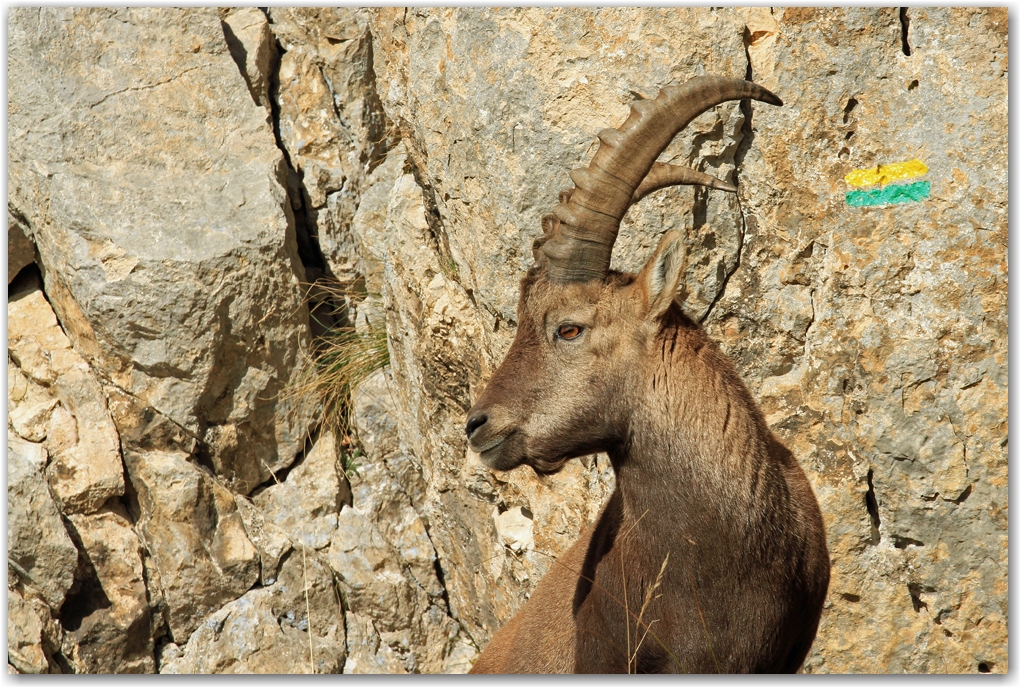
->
<box><xmin>465</xmin><ymin>76</ymin><xmax>829</xmax><ymax>673</ymax></box>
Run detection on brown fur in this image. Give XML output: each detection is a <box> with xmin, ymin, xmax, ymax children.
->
<box><xmin>466</xmin><ymin>235</ymin><xmax>830</xmax><ymax>673</ymax></box>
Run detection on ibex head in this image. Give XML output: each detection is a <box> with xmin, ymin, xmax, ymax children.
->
<box><xmin>466</xmin><ymin>76</ymin><xmax>782</xmax><ymax>473</ymax></box>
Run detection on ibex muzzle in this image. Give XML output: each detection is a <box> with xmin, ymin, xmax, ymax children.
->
<box><xmin>466</xmin><ymin>76</ymin><xmax>829</xmax><ymax>674</ymax></box>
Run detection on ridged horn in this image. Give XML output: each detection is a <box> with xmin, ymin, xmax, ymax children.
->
<box><xmin>632</xmin><ymin>162</ymin><xmax>737</xmax><ymax>203</ymax></box>
<box><xmin>538</xmin><ymin>76</ymin><xmax>782</xmax><ymax>283</ymax></box>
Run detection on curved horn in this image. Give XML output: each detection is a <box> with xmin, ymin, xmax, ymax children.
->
<box><xmin>538</xmin><ymin>76</ymin><xmax>782</xmax><ymax>283</ymax></box>
<box><xmin>632</xmin><ymin>162</ymin><xmax>737</xmax><ymax>202</ymax></box>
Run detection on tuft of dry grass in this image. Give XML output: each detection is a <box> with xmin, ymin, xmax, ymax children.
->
<box><xmin>307</xmin><ymin>324</ymin><xmax>389</xmax><ymax>433</ymax></box>
<box><xmin>286</xmin><ymin>278</ymin><xmax>389</xmax><ymax>477</ymax></box>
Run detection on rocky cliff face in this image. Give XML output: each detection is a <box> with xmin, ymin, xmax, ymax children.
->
<box><xmin>7</xmin><ymin>7</ymin><xmax>1006</xmax><ymax>674</ymax></box>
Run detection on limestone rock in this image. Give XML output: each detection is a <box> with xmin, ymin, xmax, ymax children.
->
<box><xmin>101</xmin><ymin>383</ymin><xmax>197</xmax><ymax>457</ymax></box>
<box><xmin>330</xmin><ymin>368</ymin><xmax>469</xmax><ymax>673</ymax></box>
<box><xmin>351</xmin><ymin>368</ymin><xmax>401</xmax><ymax>460</ymax></box>
<box><xmin>493</xmin><ymin>506</ymin><xmax>535</xmax><ymax>555</ymax></box>
<box><xmin>8</xmin><ymin>210</ymin><xmax>36</xmax><ymax>283</ymax></box>
<box><xmin>350</xmin><ymin>371</ymin><xmax>436</xmax><ymax>595</ymax></box>
<box><xmin>252</xmin><ymin>431</ymin><xmax>349</xmax><ymax>551</ymax></box>
<box><xmin>221</xmin><ymin>8</ymin><xmax>277</xmax><ymax>114</ymax></box>
<box><xmin>342</xmin><ymin>612</ymin><xmax>408</xmax><ymax>675</ymax></box>
<box><xmin>345</xmin><ymin>143</ymin><xmax>408</xmax><ymax>390</ymax></box>
<box><xmin>368</xmin><ymin>8</ymin><xmax>751</xmax><ymax>324</ymax></box>
<box><xmin>348</xmin><ymin>144</ymin><xmax>408</xmax><ymax>297</ymax></box>
<box><xmin>274</xmin><ymin>36</ymin><xmax>351</xmax><ymax>210</ymax></box>
<box><xmin>337</xmin><ymin>453</ymin><xmax>441</xmax><ymax>609</ymax></box>
<box><xmin>442</xmin><ymin>636</ymin><xmax>481</xmax><ymax>675</ymax></box>
<box><xmin>329</xmin><ymin>508</ymin><xmax>416</xmax><ymax>635</ymax></box>
<box><xmin>2</xmin><ymin>6</ymin><xmax>1006</xmax><ymax>675</ymax></box>
<box><xmin>124</xmin><ymin>449</ymin><xmax>260</xmax><ymax>641</ymax></box>
<box><xmin>7</xmin><ymin>586</ymin><xmax>62</xmax><ymax>674</ymax></box>
<box><xmin>8</xmin><ymin>359</ymin><xmax>56</xmax><ymax>443</ymax></box>
<box><xmin>8</xmin><ymin>274</ymin><xmax>124</xmax><ymax>514</ymax></box>
<box><xmin>8</xmin><ymin>7</ymin><xmax>317</xmax><ymax>494</ymax></box>
<box><xmin>7</xmin><ymin>433</ymin><xmax>79</xmax><ymax>611</ymax></box>
<box><xmin>158</xmin><ymin>547</ymin><xmax>345</xmax><ymax>674</ymax></box>
<box><xmin>60</xmin><ymin>507</ymin><xmax>154</xmax><ymax>673</ymax></box>
<box><xmin>341</xmin><ymin>607</ymin><xmax>459</xmax><ymax>675</ymax></box>
<box><xmin>266</xmin><ymin>8</ymin><xmax>396</xmax><ymax>283</ymax></box>
<box><xmin>234</xmin><ymin>498</ymin><xmax>294</xmax><ymax>586</ymax></box>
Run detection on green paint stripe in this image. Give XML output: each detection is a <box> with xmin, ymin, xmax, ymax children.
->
<box><xmin>845</xmin><ymin>181</ymin><xmax>930</xmax><ymax>207</ymax></box>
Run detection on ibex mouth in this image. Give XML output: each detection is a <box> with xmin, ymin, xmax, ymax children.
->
<box><xmin>475</xmin><ymin>431</ymin><xmax>530</xmax><ymax>471</ymax></box>
<box><xmin>473</xmin><ymin>433</ymin><xmax>509</xmax><ymax>454</ymax></box>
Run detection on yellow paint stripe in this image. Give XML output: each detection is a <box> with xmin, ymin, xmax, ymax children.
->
<box><xmin>844</xmin><ymin>159</ymin><xmax>928</xmax><ymax>187</ymax></box>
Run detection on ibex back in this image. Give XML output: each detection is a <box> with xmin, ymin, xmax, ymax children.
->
<box><xmin>465</xmin><ymin>76</ymin><xmax>829</xmax><ymax>674</ymax></box>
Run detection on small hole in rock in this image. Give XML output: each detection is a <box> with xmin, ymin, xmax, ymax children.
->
<box><xmin>907</xmin><ymin>584</ymin><xmax>928</xmax><ymax>613</ymax></box>
<box><xmin>843</xmin><ymin>97</ymin><xmax>858</xmax><ymax>124</ymax></box>
<box><xmin>908</xmin><ymin>79</ymin><xmax>919</xmax><ymax>90</ymax></box>
<box><xmin>893</xmin><ymin>535</ymin><xmax>924</xmax><ymax>549</ymax></box>
<box><xmin>978</xmin><ymin>662</ymin><xmax>991</xmax><ymax>673</ymax></box>
<box><xmin>865</xmin><ymin>470</ymin><xmax>881</xmax><ymax>544</ymax></box>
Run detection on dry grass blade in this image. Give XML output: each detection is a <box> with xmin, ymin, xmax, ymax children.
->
<box><xmin>630</xmin><ymin>552</ymin><xmax>669</xmax><ymax>669</ymax></box>
<box><xmin>303</xmin><ymin>544</ymin><xmax>316</xmax><ymax>674</ymax></box>
<box><xmin>620</xmin><ymin>509</ymin><xmax>650</xmax><ymax>673</ymax></box>
<box><xmin>501</xmin><ymin>546</ymin><xmax>687</xmax><ymax>673</ymax></box>
<box><xmin>622</xmin><ymin>538</ymin><xmax>631</xmax><ymax>673</ymax></box>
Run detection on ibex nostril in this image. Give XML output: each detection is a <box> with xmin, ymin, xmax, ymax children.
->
<box><xmin>466</xmin><ymin>412</ymin><xmax>488</xmax><ymax>439</ymax></box>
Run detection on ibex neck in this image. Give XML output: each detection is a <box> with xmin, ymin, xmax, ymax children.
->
<box><xmin>612</xmin><ymin>314</ymin><xmax>781</xmax><ymax>537</ymax></box>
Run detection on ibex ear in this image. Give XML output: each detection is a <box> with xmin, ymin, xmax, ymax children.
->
<box><xmin>639</xmin><ymin>231</ymin><xmax>688</xmax><ymax>320</ymax></box>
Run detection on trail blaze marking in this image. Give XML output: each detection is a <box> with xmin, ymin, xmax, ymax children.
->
<box><xmin>844</xmin><ymin>159</ymin><xmax>928</xmax><ymax>187</ymax></box>
<box><xmin>845</xmin><ymin>181</ymin><xmax>931</xmax><ymax>207</ymax></box>
<box><xmin>844</xmin><ymin>158</ymin><xmax>930</xmax><ymax>207</ymax></box>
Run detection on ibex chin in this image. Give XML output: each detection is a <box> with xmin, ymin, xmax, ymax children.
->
<box><xmin>465</xmin><ymin>76</ymin><xmax>830</xmax><ymax>673</ymax></box>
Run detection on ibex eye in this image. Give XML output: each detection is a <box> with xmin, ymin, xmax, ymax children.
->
<box><xmin>556</xmin><ymin>324</ymin><xmax>583</xmax><ymax>340</ymax></box>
